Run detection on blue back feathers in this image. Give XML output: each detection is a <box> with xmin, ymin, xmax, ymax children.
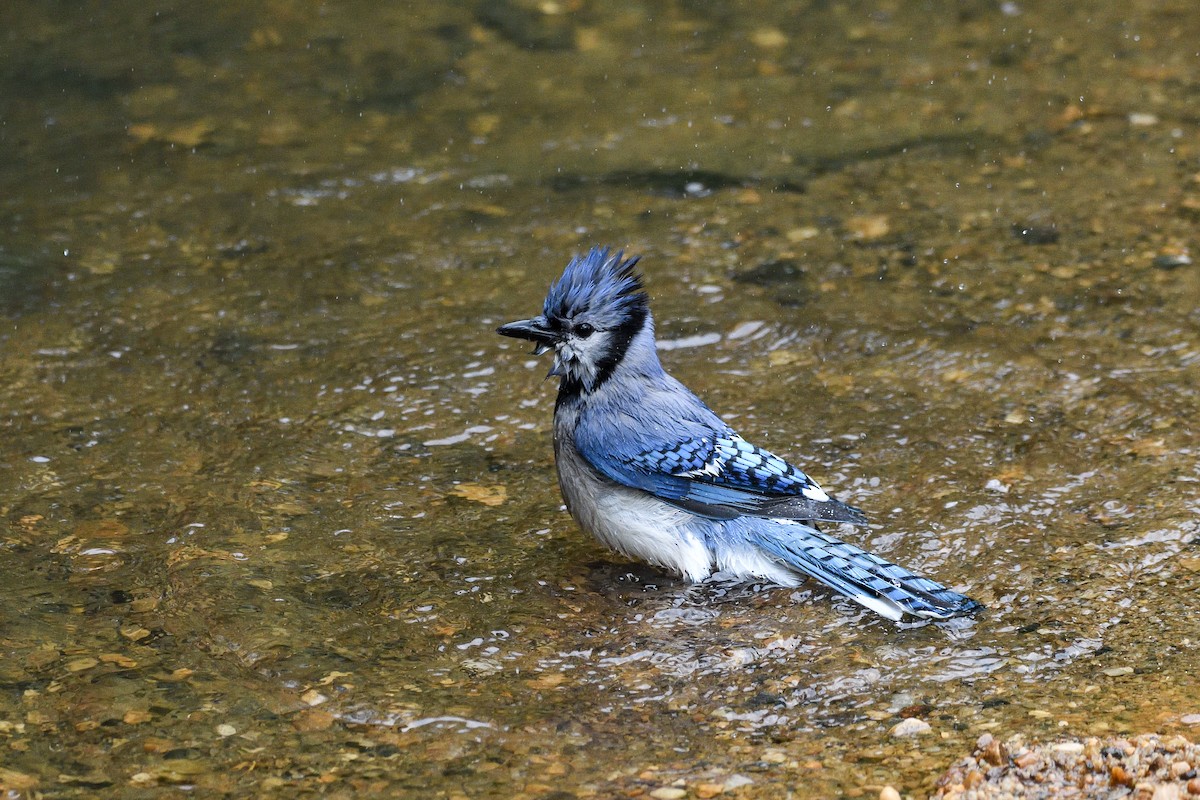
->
<box><xmin>543</xmin><ymin>247</ymin><xmax>647</xmax><ymax>327</ymax></box>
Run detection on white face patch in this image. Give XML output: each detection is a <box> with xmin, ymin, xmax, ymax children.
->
<box><xmin>553</xmin><ymin>330</ymin><xmax>613</xmax><ymax>389</ymax></box>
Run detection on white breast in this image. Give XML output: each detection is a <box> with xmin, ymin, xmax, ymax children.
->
<box><xmin>553</xmin><ymin>420</ymin><xmax>713</xmax><ymax>583</ymax></box>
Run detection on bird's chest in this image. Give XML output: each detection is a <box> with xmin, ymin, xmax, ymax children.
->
<box><xmin>551</xmin><ymin>405</ymin><xmax>712</xmax><ymax>582</ymax></box>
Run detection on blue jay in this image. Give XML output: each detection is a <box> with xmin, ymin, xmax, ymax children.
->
<box><xmin>498</xmin><ymin>247</ymin><xmax>982</xmax><ymax>621</ymax></box>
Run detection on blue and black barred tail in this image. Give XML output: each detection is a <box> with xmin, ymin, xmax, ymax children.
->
<box><xmin>752</xmin><ymin>523</ymin><xmax>983</xmax><ymax>622</ymax></box>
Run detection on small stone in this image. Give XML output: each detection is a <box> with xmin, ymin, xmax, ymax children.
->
<box><xmin>1153</xmin><ymin>252</ymin><xmax>1192</xmax><ymax>270</ymax></box>
<box><xmin>141</xmin><ymin>738</ymin><xmax>174</xmax><ymax>754</ymax></box>
<box><xmin>99</xmin><ymin>653</ymin><xmax>137</xmax><ymax>668</ymax></box>
<box><xmin>1014</xmin><ymin>751</ymin><xmax>1040</xmax><ymax>769</ymax></box>
<box><xmin>120</xmin><ymin>626</ymin><xmax>152</xmax><ymax>642</ymax></box>
<box><xmin>1052</xmin><ymin>742</ymin><xmax>1084</xmax><ymax>754</ymax></box>
<box><xmin>1172</xmin><ymin>761</ymin><xmax>1192</xmax><ymax>778</ymax></box>
<box><xmin>650</xmin><ymin>788</ymin><xmax>687</xmax><ymax>800</ymax></box>
<box><xmin>1011</xmin><ymin>222</ymin><xmax>1059</xmax><ymax>245</ymax></box>
<box><xmin>1129</xmin><ymin>112</ymin><xmax>1159</xmax><ymax>126</ymax></box>
<box><xmin>979</xmin><ymin>735</ymin><xmax>1008</xmax><ymax>766</ymax></box>
<box><xmin>750</xmin><ymin>28</ymin><xmax>788</xmax><ymax>48</ymax></box>
<box><xmin>724</xmin><ymin>775</ymin><xmax>754</xmax><ymax>790</ymax></box>
<box><xmin>891</xmin><ymin>717</ymin><xmax>932</xmax><ymax>737</ymax></box>
<box><xmin>734</xmin><ymin>259</ymin><xmax>805</xmax><ymax>286</ymax></box>
<box><xmin>1111</xmin><ymin>765</ymin><xmax>1134</xmax><ymax>787</ymax></box>
<box><xmin>695</xmin><ymin>782</ymin><xmax>725</xmax><ymax>798</ymax></box>
<box><xmin>879</xmin><ymin>787</ymin><xmax>901</xmax><ymax>800</ymax></box>
<box><xmin>300</xmin><ymin>689</ymin><xmax>328</xmax><ymax>706</ymax></box>
<box><xmin>1049</xmin><ymin>265</ymin><xmax>1078</xmax><ymax>280</ymax></box>
<box><xmin>1153</xmin><ymin>785</ymin><xmax>1183</xmax><ymax>800</ymax></box>
<box><xmin>786</xmin><ymin>226</ymin><xmax>819</xmax><ymax>242</ymax></box>
<box><xmin>215</xmin><ymin>724</ymin><xmax>236</xmax><ymax>737</ymax></box>
<box><xmin>461</xmin><ymin>657</ymin><xmax>503</xmax><ymax>677</ymax></box>
<box><xmin>1182</xmin><ymin>714</ymin><xmax>1200</xmax><ymax>725</ymax></box>
<box><xmin>1187</xmin><ymin>777</ymin><xmax>1200</xmax><ymax>795</ymax></box>
<box><xmin>1103</xmin><ymin>666</ymin><xmax>1134</xmax><ymax>677</ymax></box>
<box><xmin>846</xmin><ymin>215</ymin><xmax>890</xmax><ymax>241</ymax></box>
<box><xmin>292</xmin><ymin>709</ymin><xmax>336</xmax><ymax>732</ymax></box>
<box><xmin>65</xmin><ymin>657</ymin><xmax>99</xmax><ymax>673</ymax></box>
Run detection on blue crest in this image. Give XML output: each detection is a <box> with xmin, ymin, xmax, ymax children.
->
<box><xmin>543</xmin><ymin>247</ymin><xmax>647</xmax><ymax>326</ymax></box>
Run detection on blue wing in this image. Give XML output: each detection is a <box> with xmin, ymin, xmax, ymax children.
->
<box><xmin>573</xmin><ymin>378</ymin><xmax>867</xmax><ymax>525</ymax></box>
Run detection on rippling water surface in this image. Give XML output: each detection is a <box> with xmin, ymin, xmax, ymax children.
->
<box><xmin>2</xmin><ymin>2</ymin><xmax>1199</xmax><ymax>797</ymax></box>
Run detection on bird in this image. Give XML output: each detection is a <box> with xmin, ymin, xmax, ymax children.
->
<box><xmin>497</xmin><ymin>247</ymin><xmax>983</xmax><ymax>622</ymax></box>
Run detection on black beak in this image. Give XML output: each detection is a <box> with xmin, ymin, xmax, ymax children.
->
<box><xmin>496</xmin><ymin>316</ymin><xmax>559</xmax><ymax>356</ymax></box>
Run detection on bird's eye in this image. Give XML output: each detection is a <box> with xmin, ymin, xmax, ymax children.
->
<box><xmin>575</xmin><ymin>323</ymin><xmax>595</xmax><ymax>339</ymax></box>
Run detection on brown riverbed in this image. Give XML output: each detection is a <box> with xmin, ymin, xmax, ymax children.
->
<box><xmin>2</xmin><ymin>2</ymin><xmax>1199</xmax><ymax>797</ymax></box>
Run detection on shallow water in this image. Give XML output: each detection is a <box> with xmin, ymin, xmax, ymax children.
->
<box><xmin>2</xmin><ymin>2</ymin><xmax>1199</xmax><ymax>797</ymax></box>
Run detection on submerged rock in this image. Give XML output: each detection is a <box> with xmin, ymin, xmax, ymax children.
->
<box><xmin>891</xmin><ymin>717</ymin><xmax>932</xmax><ymax>737</ymax></box>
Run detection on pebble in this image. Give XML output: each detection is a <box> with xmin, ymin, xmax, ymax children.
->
<box><xmin>650</xmin><ymin>788</ymin><xmax>687</xmax><ymax>800</ymax></box>
<box><xmin>750</xmin><ymin>28</ymin><xmax>788</xmax><ymax>48</ymax></box>
<box><xmin>879</xmin><ymin>787</ymin><xmax>901</xmax><ymax>800</ymax></box>
<box><xmin>292</xmin><ymin>709</ymin><xmax>336</xmax><ymax>732</ymax></box>
<box><xmin>977</xmin><ymin>734</ymin><xmax>1008</xmax><ymax>767</ymax></box>
<box><xmin>891</xmin><ymin>717</ymin><xmax>932</xmax><ymax>737</ymax></box>
<box><xmin>724</xmin><ymin>775</ymin><xmax>754</xmax><ymax>790</ymax></box>
<box><xmin>460</xmin><ymin>657</ymin><xmax>503</xmax><ymax>677</ymax></box>
<box><xmin>846</xmin><ymin>215</ymin><xmax>891</xmax><ymax>241</ymax></box>
<box><xmin>1011</xmin><ymin>222</ymin><xmax>1059</xmax><ymax>245</ymax></box>
<box><xmin>1153</xmin><ymin>252</ymin><xmax>1193</xmax><ymax>270</ymax></box>
<box><xmin>215</xmin><ymin>724</ymin><xmax>236</xmax><ymax>737</ymax></box>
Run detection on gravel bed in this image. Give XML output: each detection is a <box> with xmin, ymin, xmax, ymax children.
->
<box><xmin>935</xmin><ymin>733</ymin><xmax>1200</xmax><ymax>799</ymax></box>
